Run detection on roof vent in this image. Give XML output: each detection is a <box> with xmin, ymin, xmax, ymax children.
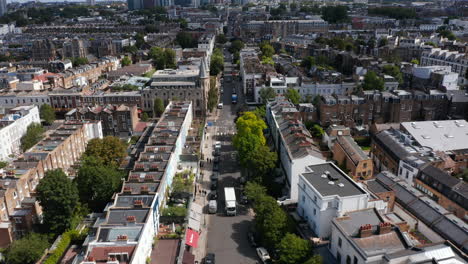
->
<box><xmin>328</xmin><ymin>181</ymin><xmax>335</xmax><ymax>185</ymax></box>
<box><xmin>321</xmin><ymin>174</ymin><xmax>327</xmax><ymax>178</ymax></box>
<box><xmin>337</xmin><ymin>183</ymin><xmax>344</xmax><ymax>187</ymax></box>
<box><xmin>324</xmin><ymin>171</ymin><xmax>330</xmax><ymax>175</ymax></box>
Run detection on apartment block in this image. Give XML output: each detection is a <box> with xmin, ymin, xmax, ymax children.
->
<box><xmin>241</xmin><ymin>19</ymin><xmax>328</xmax><ymax>40</ymax></box>
<box><xmin>420</xmin><ymin>48</ymin><xmax>468</xmax><ymax>86</ymax></box>
<box><xmin>0</xmin><ymin>105</ymin><xmax>40</xmax><ymax>160</ymax></box>
<box><xmin>78</xmin><ymin>101</ymin><xmax>193</xmax><ymax>264</ymax></box>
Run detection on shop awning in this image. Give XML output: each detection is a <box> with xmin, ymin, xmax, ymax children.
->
<box><xmin>185</xmin><ymin>229</ymin><xmax>200</xmax><ymax>248</ymax></box>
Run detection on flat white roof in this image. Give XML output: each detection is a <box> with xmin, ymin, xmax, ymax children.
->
<box><xmin>402</xmin><ymin>120</ymin><xmax>468</xmax><ymax>151</ymax></box>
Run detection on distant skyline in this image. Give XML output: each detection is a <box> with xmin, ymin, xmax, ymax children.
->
<box><xmin>7</xmin><ymin>0</ymin><xmax>125</xmax><ymax>3</ymax></box>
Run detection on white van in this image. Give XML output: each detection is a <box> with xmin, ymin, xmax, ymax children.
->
<box><xmin>208</xmin><ymin>200</ymin><xmax>217</xmax><ymax>214</ymax></box>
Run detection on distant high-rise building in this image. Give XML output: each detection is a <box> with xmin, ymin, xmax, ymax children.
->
<box><xmin>127</xmin><ymin>0</ymin><xmax>144</xmax><ymax>10</ymax></box>
<box><xmin>0</xmin><ymin>0</ymin><xmax>7</xmax><ymax>17</ymax></box>
<box><xmin>87</xmin><ymin>0</ymin><xmax>96</xmax><ymax>5</ymax></box>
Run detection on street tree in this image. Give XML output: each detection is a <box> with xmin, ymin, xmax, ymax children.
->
<box><xmin>149</xmin><ymin>47</ymin><xmax>176</xmax><ymax>70</ymax></box>
<box><xmin>36</xmin><ymin>169</ymin><xmax>79</xmax><ymax>235</ymax></box>
<box><xmin>362</xmin><ymin>71</ymin><xmax>384</xmax><ymax>91</ymax></box>
<box><xmin>121</xmin><ymin>56</ymin><xmax>132</xmax><ymax>66</ymax></box>
<box><xmin>303</xmin><ymin>255</ymin><xmax>323</xmax><ymax>264</ymax></box>
<box><xmin>285</xmin><ymin>88</ymin><xmax>301</xmax><ymax>104</ymax></box>
<box><xmin>411</xmin><ymin>59</ymin><xmax>419</xmax><ymax>65</ymax></box>
<box><xmin>75</xmin><ymin>157</ymin><xmax>124</xmax><ymax>212</ymax></box>
<box><xmin>176</xmin><ymin>32</ymin><xmax>197</xmax><ymax>48</ymax></box>
<box><xmin>210</xmin><ymin>48</ymin><xmax>224</xmax><ymax>75</ymax></box>
<box><xmin>244</xmin><ymin>181</ymin><xmax>267</xmax><ymax>205</ymax></box>
<box><xmin>40</xmin><ymin>104</ymin><xmax>55</xmax><ymax>125</ymax></box>
<box><xmin>153</xmin><ymin>98</ymin><xmax>165</xmax><ymax>117</ymax></box>
<box><xmin>229</xmin><ymin>39</ymin><xmax>245</xmax><ymax>53</ymax></box>
<box><xmin>254</xmin><ymin>194</ymin><xmax>288</xmax><ymax>249</ymax></box>
<box><xmin>301</xmin><ymin>56</ymin><xmax>316</xmax><ymax>70</ymax></box>
<box><xmin>84</xmin><ymin>136</ymin><xmax>127</xmax><ymax>167</ymax></box>
<box><xmin>216</xmin><ymin>34</ymin><xmax>227</xmax><ymax>44</ymax></box>
<box><xmin>245</xmin><ymin>145</ymin><xmax>277</xmax><ymax>182</ymax></box>
<box><xmin>260</xmin><ymin>41</ymin><xmax>275</xmax><ymax>58</ymax></box>
<box><xmin>382</xmin><ymin>65</ymin><xmax>403</xmax><ymax>84</ymax></box>
<box><xmin>5</xmin><ymin>233</ymin><xmax>49</xmax><ymax>264</ymax></box>
<box><xmin>259</xmin><ymin>87</ymin><xmax>276</xmax><ymax>103</ymax></box>
<box><xmin>279</xmin><ymin>233</ymin><xmax>312</xmax><ymax>264</ymax></box>
<box><xmin>20</xmin><ymin>123</ymin><xmax>44</xmax><ymax>152</ymax></box>
<box><xmin>310</xmin><ymin>124</ymin><xmax>324</xmax><ymax>138</ymax></box>
<box><xmin>235</xmin><ymin>111</ymin><xmax>267</xmax><ymax>144</ymax></box>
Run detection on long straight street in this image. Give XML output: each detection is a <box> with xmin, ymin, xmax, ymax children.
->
<box><xmin>204</xmin><ymin>52</ymin><xmax>258</xmax><ymax>264</ymax></box>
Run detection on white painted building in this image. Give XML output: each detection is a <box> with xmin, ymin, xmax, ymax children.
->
<box><xmin>266</xmin><ymin>98</ymin><xmax>326</xmax><ymax>202</ymax></box>
<box><xmin>0</xmin><ymin>91</ymin><xmax>51</xmax><ymax>109</ymax></box>
<box><xmin>412</xmin><ymin>65</ymin><xmax>459</xmax><ymax>90</ymax></box>
<box><xmin>0</xmin><ymin>105</ymin><xmax>40</xmax><ymax>160</ymax></box>
<box><xmin>420</xmin><ymin>48</ymin><xmax>468</xmax><ymax>86</ymax></box>
<box><xmin>297</xmin><ymin>162</ymin><xmax>382</xmax><ymax>238</ymax></box>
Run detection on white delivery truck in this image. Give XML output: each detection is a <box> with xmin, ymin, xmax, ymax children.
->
<box><xmin>224</xmin><ymin>187</ymin><xmax>237</xmax><ymax>216</ymax></box>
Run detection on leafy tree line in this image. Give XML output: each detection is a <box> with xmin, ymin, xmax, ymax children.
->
<box><xmin>210</xmin><ymin>48</ymin><xmax>224</xmax><ymax>76</ymax></box>
<box><xmin>245</xmin><ymin>182</ymin><xmax>323</xmax><ymax>264</ymax></box>
<box><xmin>149</xmin><ymin>46</ymin><xmax>176</xmax><ymax>70</ymax></box>
<box><xmin>20</xmin><ymin>123</ymin><xmax>45</xmax><ymax>152</ymax></box>
<box><xmin>368</xmin><ymin>7</ymin><xmax>417</xmax><ymax>20</ymax></box>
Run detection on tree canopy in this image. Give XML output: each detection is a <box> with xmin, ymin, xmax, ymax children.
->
<box><xmin>20</xmin><ymin>123</ymin><xmax>44</xmax><ymax>152</ymax></box>
<box><xmin>278</xmin><ymin>233</ymin><xmax>312</xmax><ymax>264</ymax></box>
<box><xmin>71</xmin><ymin>57</ymin><xmax>89</xmax><ymax>67</ymax></box>
<box><xmin>121</xmin><ymin>56</ymin><xmax>132</xmax><ymax>67</ymax></box>
<box><xmin>154</xmin><ymin>98</ymin><xmax>165</xmax><ymax>117</ymax></box>
<box><xmin>368</xmin><ymin>7</ymin><xmax>417</xmax><ymax>20</ymax></box>
<box><xmin>229</xmin><ymin>39</ymin><xmax>245</xmax><ymax>53</ymax></box>
<box><xmin>149</xmin><ymin>47</ymin><xmax>176</xmax><ymax>70</ymax></box>
<box><xmin>260</xmin><ymin>41</ymin><xmax>275</xmax><ymax>58</ymax></box>
<box><xmin>210</xmin><ymin>48</ymin><xmax>224</xmax><ymax>76</ymax></box>
<box><xmin>285</xmin><ymin>88</ymin><xmax>301</xmax><ymax>104</ymax></box>
<box><xmin>216</xmin><ymin>34</ymin><xmax>227</xmax><ymax>44</ymax></box>
<box><xmin>5</xmin><ymin>233</ymin><xmax>50</xmax><ymax>264</ymax></box>
<box><xmin>84</xmin><ymin>136</ymin><xmax>127</xmax><ymax>167</ymax></box>
<box><xmin>40</xmin><ymin>104</ymin><xmax>55</xmax><ymax>125</ymax></box>
<box><xmin>382</xmin><ymin>65</ymin><xmax>403</xmax><ymax>84</ymax></box>
<box><xmin>75</xmin><ymin>157</ymin><xmax>124</xmax><ymax>212</ymax></box>
<box><xmin>321</xmin><ymin>6</ymin><xmax>348</xmax><ymax>23</ymax></box>
<box><xmin>253</xmin><ymin>194</ymin><xmax>289</xmax><ymax>249</ymax></box>
<box><xmin>303</xmin><ymin>255</ymin><xmax>323</xmax><ymax>264</ymax></box>
<box><xmin>259</xmin><ymin>87</ymin><xmax>276</xmax><ymax>103</ymax></box>
<box><xmin>362</xmin><ymin>71</ymin><xmax>384</xmax><ymax>91</ymax></box>
<box><xmin>176</xmin><ymin>32</ymin><xmax>197</xmax><ymax>48</ymax></box>
<box><xmin>37</xmin><ymin>169</ymin><xmax>79</xmax><ymax>235</ymax></box>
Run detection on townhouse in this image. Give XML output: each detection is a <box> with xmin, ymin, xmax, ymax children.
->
<box><xmin>78</xmin><ymin>101</ymin><xmax>193</xmax><ymax>264</ymax></box>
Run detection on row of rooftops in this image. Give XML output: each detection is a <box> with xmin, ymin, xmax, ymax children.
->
<box><xmin>270</xmin><ymin>97</ymin><xmax>324</xmax><ymax>161</ymax></box>
<box><xmin>80</xmin><ymin>102</ymin><xmax>191</xmax><ymax>264</ymax></box>
<box><xmin>368</xmin><ymin>171</ymin><xmax>468</xmax><ymax>253</ymax></box>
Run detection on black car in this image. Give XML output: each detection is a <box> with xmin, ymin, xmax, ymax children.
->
<box><xmin>205</xmin><ymin>253</ymin><xmax>215</xmax><ymax>264</ymax></box>
<box><xmin>210</xmin><ymin>180</ymin><xmax>218</xmax><ymax>190</ymax></box>
<box><xmin>214</xmin><ymin>156</ymin><xmax>220</xmax><ymax>164</ymax></box>
<box><xmin>210</xmin><ymin>172</ymin><xmax>219</xmax><ymax>181</ymax></box>
<box><xmin>208</xmin><ymin>191</ymin><xmax>218</xmax><ymax>200</ymax></box>
<box><xmin>247</xmin><ymin>231</ymin><xmax>257</xmax><ymax>247</ymax></box>
<box><xmin>213</xmin><ymin>163</ymin><xmax>219</xmax><ymax>171</ymax></box>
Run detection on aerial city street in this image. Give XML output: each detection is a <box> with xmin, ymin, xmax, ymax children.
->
<box><xmin>0</xmin><ymin>0</ymin><xmax>467</xmax><ymax>264</ymax></box>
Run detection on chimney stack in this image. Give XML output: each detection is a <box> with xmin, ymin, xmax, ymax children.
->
<box><xmin>378</xmin><ymin>222</ymin><xmax>392</xmax><ymax>235</ymax></box>
<box><xmin>116</xmin><ymin>234</ymin><xmax>128</xmax><ymax>241</ymax></box>
<box><xmin>140</xmin><ymin>185</ymin><xmax>149</xmax><ymax>194</ymax></box>
<box><xmin>133</xmin><ymin>200</ymin><xmax>143</xmax><ymax>208</ymax></box>
<box><xmin>359</xmin><ymin>224</ymin><xmax>373</xmax><ymax>238</ymax></box>
<box><xmin>123</xmin><ymin>186</ymin><xmax>132</xmax><ymax>194</ymax></box>
<box><xmin>126</xmin><ymin>215</ymin><xmax>136</xmax><ymax>223</ymax></box>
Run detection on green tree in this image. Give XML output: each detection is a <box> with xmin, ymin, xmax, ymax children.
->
<box><xmin>254</xmin><ymin>194</ymin><xmax>288</xmax><ymax>249</ymax></box>
<box><xmin>0</xmin><ymin>161</ymin><xmax>7</xmax><ymax>168</ymax></box>
<box><xmin>279</xmin><ymin>233</ymin><xmax>312</xmax><ymax>264</ymax></box>
<box><xmin>153</xmin><ymin>97</ymin><xmax>165</xmax><ymax>117</ymax></box>
<box><xmin>207</xmin><ymin>79</ymin><xmax>218</xmax><ymax>112</ymax></box>
<box><xmin>121</xmin><ymin>56</ymin><xmax>132</xmax><ymax>66</ymax></box>
<box><xmin>261</xmin><ymin>56</ymin><xmax>274</xmax><ymax>66</ymax></box>
<box><xmin>310</xmin><ymin>124</ymin><xmax>324</xmax><ymax>138</ymax></box>
<box><xmin>40</xmin><ymin>104</ymin><xmax>55</xmax><ymax>125</ymax></box>
<box><xmin>437</xmin><ymin>26</ymin><xmax>456</xmax><ymax>40</ymax></box>
<box><xmin>176</xmin><ymin>32</ymin><xmax>197</xmax><ymax>48</ymax></box>
<box><xmin>141</xmin><ymin>112</ymin><xmax>149</xmax><ymax>121</ymax></box>
<box><xmin>37</xmin><ymin>169</ymin><xmax>79</xmax><ymax>235</ymax></box>
<box><xmin>5</xmin><ymin>233</ymin><xmax>50</xmax><ymax>264</ymax></box>
<box><xmin>123</xmin><ymin>45</ymin><xmax>138</xmax><ymax>54</ymax></box>
<box><xmin>244</xmin><ymin>145</ymin><xmax>277</xmax><ymax>182</ymax></box>
<box><xmin>210</xmin><ymin>48</ymin><xmax>224</xmax><ymax>75</ymax></box>
<box><xmin>244</xmin><ymin>181</ymin><xmax>267</xmax><ymax>205</ymax></box>
<box><xmin>216</xmin><ymin>34</ymin><xmax>227</xmax><ymax>44</ymax></box>
<box><xmin>75</xmin><ymin>157</ymin><xmax>124</xmax><ymax>212</ymax></box>
<box><xmin>20</xmin><ymin>123</ymin><xmax>44</xmax><ymax>152</ymax></box>
<box><xmin>84</xmin><ymin>136</ymin><xmax>127</xmax><ymax>167</ymax></box>
<box><xmin>71</xmin><ymin>57</ymin><xmax>89</xmax><ymax>66</ymax></box>
<box><xmin>382</xmin><ymin>65</ymin><xmax>403</xmax><ymax>84</ymax></box>
<box><xmin>229</xmin><ymin>39</ymin><xmax>245</xmax><ymax>53</ymax></box>
<box><xmin>149</xmin><ymin>47</ymin><xmax>176</xmax><ymax>70</ymax></box>
<box><xmin>378</xmin><ymin>38</ymin><xmax>388</xmax><ymax>47</ymax></box>
<box><xmin>285</xmin><ymin>88</ymin><xmax>301</xmax><ymax>104</ymax></box>
<box><xmin>362</xmin><ymin>71</ymin><xmax>384</xmax><ymax>91</ymax></box>
<box><xmin>259</xmin><ymin>87</ymin><xmax>276</xmax><ymax>103</ymax></box>
<box><xmin>303</xmin><ymin>255</ymin><xmax>323</xmax><ymax>264</ymax></box>
<box><xmin>321</xmin><ymin>6</ymin><xmax>348</xmax><ymax>23</ymax></box>
<box><xmin>260</xmin><ymin>41</ymin><xmax>275</xmax><ymax>58</ymax></box>
<box><xmin>135</xmin><ymin>33</ymin><xmax>146</xmax><ymax>48</ymax></box>
<box><xmin>410</xmin><ymin>59</ymin><xmax>419</xmax><ymax>65</ymax></box>
<box><xmin>301</xmin><ymin>56</ymin><xmax>316</xmax><ymax>70</ymax></box>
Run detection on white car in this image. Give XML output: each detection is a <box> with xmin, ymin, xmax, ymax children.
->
<box><xmin>217</xmin><ymin>103</ymin><xmax>223</xmax><ymax>109</ymax></box>
<box><xmin>214</xmin><ymin>141</ymin><xmax>222</xmax><ymax>149</ymax></box>
<box><xmin>256</xmin><ymin>247</ymin><xmax>270</xmax><ymax>263</ymax></box>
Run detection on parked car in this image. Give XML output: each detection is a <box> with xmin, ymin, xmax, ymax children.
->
<box><xmin>210</xmin><ymin>173</ymin><xmax>219</xmax><ymax>181</ymax></box>
<box><xmin>208</xmin><ymin>190</ymin><xmax>218</xmax><ymax>200</ymax></box>
<box><xmin>208</xmin><ymin>200</ymin><xmax>217</xmax><ymax>214</ymax></box>
<box><xmin>214</xmin><ymin>141</ymin><xmax>222</xmax><ymax>149</ymax></box>
<box><xmin>240</xmin><ymin>194</ymin><xmax>248</xmax><ymax>205</ymax></box>
<box><xmin>214</xmin><ymin>156</ymin><xmax>220</xmax><ymax>163</ymax></box>
<box><xmin>205</xmin><ymin>253</ymin><xmax>215</xmax><ymax>264</ymax></box>
<box><xmin>256</xmin><ymin>247</ymin><xmax>271</xmax><ymax>263</ymax></box>
<box><xmin>247</xmin><ymin>231</ymin><xmax>257</xmax><ymax>247</ymax></box>
<box><xmin>217</xmin><ymin>103</ymin><xmax>223</xmax><ymax>109</ymax></box>
<box><xmin>210</xmin><ymin>180</ymin><xmax>218</xmax><ymax>190</ymax></box>
<box><xmin>213</xmin><ymin>163</ymin><xmax>219</xmax><ymax>171</ymax></box>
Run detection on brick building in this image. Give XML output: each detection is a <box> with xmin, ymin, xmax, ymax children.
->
<box><xmin>332</xmin><ymin>135</ymin><xmax>373</xmax><ymax>181</ymax></box>
<box><xmin>66</xmin><ymin>104</ymin><xmax>139</xmax><ymax>137</ymax></box>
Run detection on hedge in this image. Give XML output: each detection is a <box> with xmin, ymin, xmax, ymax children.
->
<box><xmin>44</xmin><ymin>230</ymin><xmax>84</xmax><ymax>264</ymax></box>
